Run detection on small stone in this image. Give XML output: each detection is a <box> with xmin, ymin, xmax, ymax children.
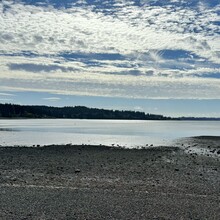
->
<box><xmin>75</xmin><ymin>169</ymin><xmax>81</xmax><ymax>173</ymax></box>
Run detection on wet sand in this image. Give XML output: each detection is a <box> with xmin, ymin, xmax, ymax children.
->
<box><xmin>0</xmin><ymin>137</ymin><xmax>219</xmax><ymax>219</ymax></box>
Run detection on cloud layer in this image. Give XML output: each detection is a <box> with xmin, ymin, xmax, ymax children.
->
<box><xmin>0</xmin><ymin>0</ymin><xmax>219</xmax><ymax>99</ymax></box>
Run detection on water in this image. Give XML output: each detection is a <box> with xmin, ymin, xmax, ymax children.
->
<box><xmin>0</xmin><ymin>119</ymin><xmax>219</xmax><ymax>147</ymax></box>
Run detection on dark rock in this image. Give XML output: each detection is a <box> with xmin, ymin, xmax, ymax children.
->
<box><xmin>75</xmin><ymin>169</ymin><xmax>81</xmax><ymax>173</ymax></box>
<box><xmin>57</xmin><ymin>166</ymin><xmax>63</xmax><ymax>170</ymax></box>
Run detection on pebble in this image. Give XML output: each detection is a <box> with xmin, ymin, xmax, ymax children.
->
<box><xmin>75</xmin><ymin>169</ymin><xmax>81</xmax><ymax>173</ymax></box>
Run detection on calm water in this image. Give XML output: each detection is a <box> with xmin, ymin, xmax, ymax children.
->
<box><xmin>0</xmin><ymin>119</ymin><xmax>219</xmax><ymax>147</ymax></box>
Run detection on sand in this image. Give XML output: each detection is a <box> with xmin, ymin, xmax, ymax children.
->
<box><xmin>0</xmin><ymin>136</ymin><xmax>219</xmax><ymax>219</ymax></box>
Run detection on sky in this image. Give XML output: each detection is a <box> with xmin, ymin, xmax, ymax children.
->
<box><xmin>0</xmin><ymin>0</ymin><xmax>220</xmax><ymax>117</ymax></box>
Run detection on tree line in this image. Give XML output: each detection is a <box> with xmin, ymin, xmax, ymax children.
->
<box><xmin>0</xmin><ymin>103</ymin><xmax>171</xmax><ymax>120</ymax></box>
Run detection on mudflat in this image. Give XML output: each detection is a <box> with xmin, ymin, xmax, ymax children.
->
<box><xmin>0</xmin><ymin>137</ymin><xmax>219</xmax><ymax>220</ymax></box>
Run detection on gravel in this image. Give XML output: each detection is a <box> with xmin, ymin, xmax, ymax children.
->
<box><xmin>0</xmin><ymin>138</ymin><xmax>219</xmax><ymax>219</ymax></box>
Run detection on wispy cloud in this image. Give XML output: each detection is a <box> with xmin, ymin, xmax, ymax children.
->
<box><xmin>8</xmin><ymin>63</ymin><xmax>77</xmax><ymax>73</ymax></box>
<box><xmin>0</xmin><ymin>92</ymin><xmax>15</xmax><ymax>96</ymax></box>
<box><xmin>0</xmin><ymin>0</ymin><xmax>219</xmax><ymax>100</ymax></box>
<box><xmin>0</xmin><ymin>98</ymin><xmax>13</xmax><ymax>102</ymax></box>
<box><xmin>43</xmin><ymin>97</ymin><xmax>61</xmax><ymax>101</ymax></box>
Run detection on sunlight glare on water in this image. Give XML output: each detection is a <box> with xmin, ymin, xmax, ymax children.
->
<box><xmin>0</xmin><ymin>119</ymin><xmax>220</xmax><ymax>147</ymax></box>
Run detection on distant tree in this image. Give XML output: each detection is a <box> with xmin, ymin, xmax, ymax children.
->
<box><xmin>0</xmin><ymin>103</ymin><xmax>172</xmax><ymax>120</ymax></box>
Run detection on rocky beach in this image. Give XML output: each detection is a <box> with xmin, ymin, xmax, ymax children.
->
<box><xmin>0</xmin><ymin>136</ymin><xmax>219</xmax><ymax>219</ymax></box>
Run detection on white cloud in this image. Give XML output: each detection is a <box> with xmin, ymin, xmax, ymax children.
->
<box><xmin>0</xmin><ymin>0</ymin><xmax>219</xmax><ymax>100</ymax></box>
<box><xmin>1</xmin><ymin>67</ymin><xmax>220</xmax><ymax>99</ymax></box>
<box><xmin>43</xmin><ymin>97</ymin><xmax>61</xmax><ymax>101</ymax></box>
<box><xmin>0</xmin><ymin>1</ymin><xmax>219</xmax><ymax>60</ymax></box>
<box><xmin>0</xmin><ymin>98</ymin><xmax>13</xmax><ymax>102</ymax></box>
<box><xmin>0</xmin><ymin>92</ymin><xmax>15</xmax><ymax>96</ymax></box>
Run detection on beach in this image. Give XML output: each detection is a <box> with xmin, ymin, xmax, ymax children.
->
<box><xmin>0</xmin><ymin>137</ymin><xmax>219</xmax><ymax>220</ymax></box>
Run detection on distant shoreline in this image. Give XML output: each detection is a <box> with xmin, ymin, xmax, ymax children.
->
<box><xmin>1</xmin><ymin>103</ymin><xmax>220</xmax><ymax>121</ymax></box>
<box><xmin>1</xmin><ymin>117</ymin><xmax>220</xmax><ymax>121</ymax></box>
<box><xmin>0</xmin><ymin>103</ymin><xmax>170</xmax><ymax>120</ymax></box>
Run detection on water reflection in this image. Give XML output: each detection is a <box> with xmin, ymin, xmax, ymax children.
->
<box><xmin>0</xmin><ymin>128</ymin><xmax>17</xmax><ymax>132</ymax></box>
<box><xmin>0</xmin><ymin>119</ymin><xmax>220</xmax><ymax>147</ymax></box>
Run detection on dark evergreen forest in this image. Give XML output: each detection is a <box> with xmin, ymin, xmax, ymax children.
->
<box><xmin>0</xmin><ymin>103</ymin><xmax>171</xmax><ymax>120</ymax></box>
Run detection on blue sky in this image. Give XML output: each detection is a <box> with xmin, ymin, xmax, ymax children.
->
<box><xmin>0</xmin><ymin>0</ymin><xmax>220</xmax><ymax>117</ymax></box>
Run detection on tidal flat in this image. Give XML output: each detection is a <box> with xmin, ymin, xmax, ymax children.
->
<box><xmin>0</xmin><ymin>137</ymin><xmax>219</xmax><ymax>220</ymax></box>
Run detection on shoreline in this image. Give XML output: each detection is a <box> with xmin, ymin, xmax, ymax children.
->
<box><xmin>1</xmin><ymin>135</ymin><xmax>220</xmax><ymax>157</ymax></box>
<box><xmin>0</xmin><ymin>137</ymin><xmax>219</xmax><ymax>219</ymax></box>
